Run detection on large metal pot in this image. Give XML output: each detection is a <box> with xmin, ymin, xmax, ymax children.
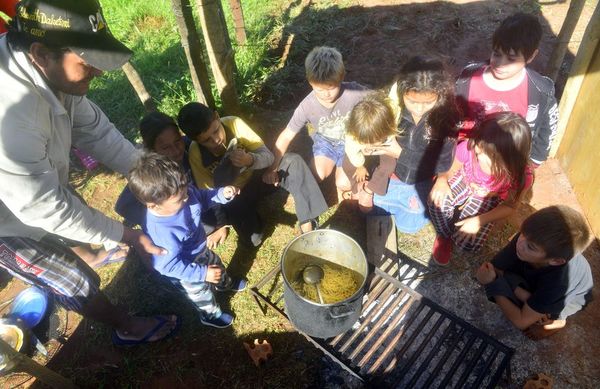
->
<box><xmin>281</xmin><ymin>229</ymin><xmax>368</xmax><ymax>339</ymax></box>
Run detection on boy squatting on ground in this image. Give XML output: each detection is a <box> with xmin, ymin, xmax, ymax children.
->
<box><xmin>455</xmin><ymin>12</ymin><xmax>558</xmax><ymax>166</ymax></box>
<box><xmin>266</xmin><ymin>46</ymin><xmax>370</xmax><ymax>200</ymax></box>
<box><xmin>126</xmin><ymin>153</ymin><xmax>246</xmax><ymax>328</ymax></box>
<box><xmin>178</xmin><ymin>102</ymin><xmax>327</xmax><ymax>242</ymax></box>
<box><xmin>476</xmin><ymin>205</ymin><xmax>593</xmax><ymax>340</ymax></box>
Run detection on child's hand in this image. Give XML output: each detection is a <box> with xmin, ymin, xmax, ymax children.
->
<box><xmin>223</xmin><ymin>186</ymin><xmax>240</xmax><ymax>199</ymax></box>
<box><xmin>207</xmin><ymin>226</ymin><xmax>229</xmax><ymax>249</ymax></box>
<box><xmin>429</xmin><ymin>178</ymin><xmax>451</xmax><ymax>207</ymax></box>
<box><xmin>476</xmin><ymin>262</ymin><xmax>496</xmax><ymax>285</ymax></box>
<box><xmin>262</xmin><ymin>169</ymin><xmax>280</xmax><ymax>186</ymax></box>
<box><xmin>205</xmin><ymin>265</ymin><xmax>223</xmax><ymax>284</ymax></box>
<box><xmin>453</xmin><ymin>216</ymin><xmax>481</xmax><ymax>246</ymax></box>
<box><xmin>353</xmin><ymin>166</ymin><xmax>369</xmax><ymax>183</ymax></box>
<box><xmin>230</xmin><ymin>149</ymin><xmax>253</xmax><ymax>168</ymax></box>
<box><xmin>364</xmin><ymin>138</ymin><xmax>401</xmax><ymax>158</ymax></box>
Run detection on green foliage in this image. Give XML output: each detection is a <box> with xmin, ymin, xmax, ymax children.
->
<box><xmin>90</xmin><ymin>0</ymin><xmax>293</xmax><ymax>141</ymax></box>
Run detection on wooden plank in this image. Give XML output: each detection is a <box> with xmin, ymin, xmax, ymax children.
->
<box><xmin>556</xmin><ymin>2</ymin><xmax>600</xmax><ymax>238</ymax></box>
<box><xmin>366</xmin><ymin>215</ymin><xmax>398</xmax><ymax>269</ymax></box>
<box><xmin>0</xmin><ymin>338</ymin><xmax>76</xmax><ymax>388</ymax></box>
<box><xmin>551</xmin><ymin>1</ymin><xmax>600</xmax><ymax>157</ymax></box>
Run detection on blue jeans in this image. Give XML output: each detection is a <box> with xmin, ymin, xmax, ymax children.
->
<box><xmin>312</xmin><ymin>133</ymin><xmax>345</xmax><ymax>167</ymax></box>
<box><xmin>373</xmin><ymin>179</ymin><xmax>432</xmax><ymax>234</ymax></box>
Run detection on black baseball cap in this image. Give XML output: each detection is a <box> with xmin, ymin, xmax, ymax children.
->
<box><xmin>13</xmin><ymin>0</ymin><xmax>132</xmax><ymax>70</ymax></box>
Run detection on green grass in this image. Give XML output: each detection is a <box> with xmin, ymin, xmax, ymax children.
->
<box><xmin>89</xmin><ymin>0</ymin><xmax>294</xmax><ymax>142</ymax></box>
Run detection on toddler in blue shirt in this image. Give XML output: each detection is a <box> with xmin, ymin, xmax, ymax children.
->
<box><xmin>126</xmin><ymin>152</ymin><xmax>244</xmax><ymax>328</ymax></box>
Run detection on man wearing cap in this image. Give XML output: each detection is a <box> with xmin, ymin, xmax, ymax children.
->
<box><xmin>0</xmin><ymin>0</ymin><xmax>179</xmax><ymax>346</ymax></box>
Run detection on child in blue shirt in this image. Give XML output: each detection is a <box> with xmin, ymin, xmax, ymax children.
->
<box><xmin>126</xmin><ymin>152</ymin><xmax>244</xmax><ymax>328</ymax></box>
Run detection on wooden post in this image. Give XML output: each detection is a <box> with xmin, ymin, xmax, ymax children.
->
<box><xmin>546</xmin><ymin>0</ymin><xmax>586</xmax><ymax>81</ymax></box>
<box><xmin>550</xmin><ymin>1</ymin><xmax>600</xmax><ymax>157</ymax></box>
<box><xmin>228</xmin><ymin>0</ymin><xmax>247</xmax><ymax>45</ymax></box>
<box><xmin>170</xmin><ymin>0</ymin><xmax>215</xmax><ymax>109</ymax></box>
<box><xmin>0</xmin><ymin>338</ymin><xmax>77</xmax><ymax>389</ymax></box>
<box><xmin>195</xmin><ymin>0</ymin><xmax>241</xmax><ymax>114</ymax></box>
<box><xmin>121</xmin><ymin>62</ymin><xmax>156</xmax><ymax>112</ymax></box>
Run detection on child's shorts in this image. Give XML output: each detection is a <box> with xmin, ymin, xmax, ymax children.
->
<box><xmin>312</xmin><ymin>133</ymin><xmax>345</xmax><ymax>167</ymax></box>
<box><xmin>372</xmin><ymin>178</ymin><xmax>433</xmax><ymax>234</ymax></box>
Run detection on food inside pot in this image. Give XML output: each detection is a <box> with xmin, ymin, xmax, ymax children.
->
<box><xmin>292</xmin><ymin>262</ymin><xmax>360</xmax><ymax>304</ymax></box>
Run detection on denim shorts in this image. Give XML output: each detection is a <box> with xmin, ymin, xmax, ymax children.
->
<box><xmin>312</xmin><ymin>133</ymin><xmax>345</xmax><ymax>167</ymax></box>
<box><xmin>372</xmin><ymin>178</ymin><xmax>433</xmax><ymax>234</ymax></box>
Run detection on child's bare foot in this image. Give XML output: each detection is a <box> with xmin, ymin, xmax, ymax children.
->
<box><xmin>524</xmin><ymin>318</ymin><xmax>566</xmax><ymax>340</ymax></box>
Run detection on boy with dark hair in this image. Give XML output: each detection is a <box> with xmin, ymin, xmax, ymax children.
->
<box><xmin>476</xmin><ymin>205</ymin><xmax>593</xmax><ymax>339</ymax></box>
<box><xmin>127</xmin><ymin>152</ymin><xmax>244</xmax><ymax>328</ymax></box>
<box><xmin>114</xmin><ymin>111</ymin><xmax>229</xmax><ymax>249</ymax></box>
<box><xmin>456</xmin><ymin>12</ymin><xmax>558</xmax><ymax>166</ymax></box>
<box><xmin>178</xmin><ymin>102</ymin><xmax>327</xmax><ymax>245</ymax></box>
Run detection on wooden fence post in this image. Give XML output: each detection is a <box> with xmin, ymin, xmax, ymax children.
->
<box><xmin>546</xmin><ymin>0</ymin><xmax>586</xmax><ymax>81</ymax></box>
<box><xmin>195</xmin><ymin>0</ymin><xmax>241</xmax><ymax>114</ymax></box>
<box><xmin>121</xmin><ymin>62</ymin><xmax>156</xmax><ymax>112</ymax></box>
<box><xmin>228</xmin><ymin>0</ymin><xmax>247</xmax><ymax>45</ymax></box>
<box><xmin>171</xmin><ymin>0</ymin><xmax>215</xmax><ymax>109</ymax></box>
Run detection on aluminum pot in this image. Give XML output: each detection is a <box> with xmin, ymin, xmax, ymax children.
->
<box><xmin>281</xmin><ymin>229</ymin><xmax>368</xmax><ymax>339</ymax></box>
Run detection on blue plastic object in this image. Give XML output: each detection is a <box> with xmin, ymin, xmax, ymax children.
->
<box><xmin>8</xmin><ymin>286</ymin><xmax>48</xmax><ymax>328</ymax></box>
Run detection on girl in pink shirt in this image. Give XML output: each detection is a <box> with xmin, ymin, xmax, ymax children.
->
<box><xmin>428</xmin><ymin>112</ymin><xmax>532</xmax><ymax>265</ymax></box>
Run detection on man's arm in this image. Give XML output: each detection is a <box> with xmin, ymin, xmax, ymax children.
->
<box><xmin>71</xmin><ymin>97</ymin><xmax>138</xmax><ymax>175</ymax></box>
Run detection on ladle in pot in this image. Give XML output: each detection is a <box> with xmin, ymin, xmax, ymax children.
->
<box><xmin>302</xmin><ymin>265</ymin><xmax>324</xmax><ymax>304</ymax></box>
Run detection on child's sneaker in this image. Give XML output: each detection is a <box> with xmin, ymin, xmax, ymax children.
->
<box><xmin>432</xmin><ymin>236</ymin><xmax>453</xmax><ymax>266</ymax></box>
<box><xmin>201</xmin><ymin>312</ymin><xmax>234</xmax><ymax>328</ymax></box>
<box><xmin>216</xmin><ymin>278</ymin><xmax>247</xmax><ymax>293</ymax></box>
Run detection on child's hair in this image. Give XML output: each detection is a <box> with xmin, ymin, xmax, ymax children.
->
<box><xmin>468</xmin><ymin>112</ymin><xmax>531</xmax><ymax>198</ymax></box>
<box><xmin>346</xmin><ymin>93</ymin><xmax>396</xmax><ymax>144</ymax></box>
<box><xmin>305</xmin><ymin>46</ymin><xmax>345</xmax><ymax>85</ymax></box>
<box><xmin>177</xmin><ymin>102</ymin><xmax>217</xmax><ymax>139</ymax></box>
<box><xmin>396</xmin><ymin>56</ymin><xmax>459</xmax><ymax>140</ymax></box>
<box><xmin>492</xmin><ymin>12</ymin><xmax>542</xmax><ymax>61</ymax></box>
<box><xmin>139</xmin><ymin>111</ymin><xmax>179</xmax><ymax>150</ymax></box>
<box><xmin>521</xmin><ymin>205</ymin><xmax>591</xmax><ymax>260</ymax></box>
<box><xmin>128</xmin><ymin>152</ymin><xmax>188</xmax><ymax>205</ymax></box>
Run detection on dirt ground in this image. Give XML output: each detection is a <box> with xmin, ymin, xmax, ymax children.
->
<box><xmin>1</xmin><ymin>0</ymin><xmax>599</xmax><ymax>387</ymax></box>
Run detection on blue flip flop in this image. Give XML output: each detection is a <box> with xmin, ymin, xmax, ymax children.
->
<box><xmin>93</xmin><ymin>247</ymin><xmax>127</xmax><ymax>269</ymax></box>
<box><xmin>112</xmin><ymin>315</ymin><xmax>181</xmax><ymax>346</ymax></box>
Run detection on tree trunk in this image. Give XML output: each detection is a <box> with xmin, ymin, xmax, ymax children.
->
<box><xmin>170</xmin><ymin>0</ymin><xmax>215</xmax><ymax>108</ymax></box>
<box><xmin>546</xmin><ymin>0</ymin><xmax>586</xmax><ymax>81</ymax></box>
<box><xmin>121</xmin><ymin>62</ymin><xmax>156</xmax><ymax>112</ymax></box>
<box><xmin>228</xmin><ymin>0</ymin><xmax>247</xmax><ymax>45</ymax></box>
<box><xmin>195</xmin><ymin>0</ymin><xmax>240</xmax><ymax>114</ymax></box>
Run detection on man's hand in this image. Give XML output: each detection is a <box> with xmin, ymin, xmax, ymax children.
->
<box><xmin>429</xmin><ymin>177</ymin><xmax>451</xmax><ymax>207</ymax></box>
<box><xmin>353</xmin><ymin>166</ymin><xmax>369</xmax><ymax>183</ymax></box>
<box><xmin>230</xmin><ymin>149</ymin><xmax>253</xmax><ymax>168</ymax></box>
<box><xmin>121</xmin><ymin>227</ymin><xmax>167</xmax><ymax>261</ymax></box>
<box><xmin>206</xmin><ymin>226</ymin><xmax>229</xmax><ymax>249</ymax></box>
<box><xmin>476</xmin><ymin>262</ymin><xmax>496</xmax><ymax>285</ymax></box>
<box><xmin>205</xmin><ymin>265</ymin><xmax>223</xmax><ymax>283</ymax></box>
<box><xmin>262</xmin><ymin>169</ymin><xmax>280</xmax><ymax>186</ymax></box>
<box><xmin>223</xmin><ymin>186</ymin><xmax>240</xmax><ymax>200</ymax></box>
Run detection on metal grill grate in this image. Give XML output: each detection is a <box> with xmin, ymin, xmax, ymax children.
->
<box><xmin>250</xmin><ymin>266</ymin><xmax>513</xmax><ymax>388</ymax></box>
